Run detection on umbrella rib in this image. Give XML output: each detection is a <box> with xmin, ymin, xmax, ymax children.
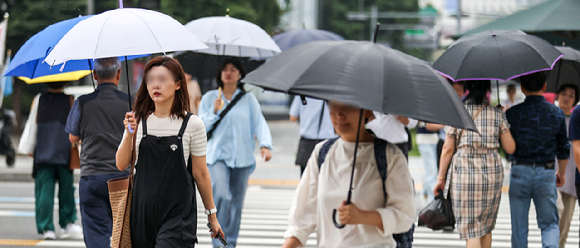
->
<box><xmin>93</xmin><ymin>13</ymin><xmax>118</xmax><ymax>60</ymax></box>
<box><xmin>131</xmin><ymin>11</ymin><xmax>166</xmax><ymax>54</ymax></box>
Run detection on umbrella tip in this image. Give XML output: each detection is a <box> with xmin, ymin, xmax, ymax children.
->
<box><xmin>3</xmin><ymin>13</ymin><xmax>8</xmax><ymax>19</ymax></box>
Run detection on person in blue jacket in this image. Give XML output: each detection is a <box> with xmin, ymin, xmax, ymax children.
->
<box><xmin>198</xmin><ymin>58</ymin><xmax>273</xmax><ymax>248</ymax></box>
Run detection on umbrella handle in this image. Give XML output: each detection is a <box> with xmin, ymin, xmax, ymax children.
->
<box><xmin>332</xmin><ymin>209</ymin><xmax>346</xmax><ymax>229</ymax></box>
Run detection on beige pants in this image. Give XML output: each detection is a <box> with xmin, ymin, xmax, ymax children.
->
<box><xmin>557</xmin><ymin>191</ymin><xmax>577</xmax><ymax>248</ymax></box>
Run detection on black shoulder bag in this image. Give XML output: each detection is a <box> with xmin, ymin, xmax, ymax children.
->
<box><xmin>206</xmin><ymin>92</ymin><xmax>246</xmax><ymax>140</ymax></box>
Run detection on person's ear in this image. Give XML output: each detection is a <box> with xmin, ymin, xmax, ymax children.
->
<box><xmin>542</xmin><ymin>82</ymin><xmax>547</xmax><ymax>92</ymax></box>
<box><xmin>175</xmin><ymin>80</ymin><xmax>181</xmax><ymax>91</ymax></box>
<box><xmin>93</xmin><ymin>71</ymin><xmax>98</xmax><ymax>81</ymax></box>
<box><xmin>116</xmin><ymin>70</ymin><xmax>121</xmax><ymax>81</ymax></box>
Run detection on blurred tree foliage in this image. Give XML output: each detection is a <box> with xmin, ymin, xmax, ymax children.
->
<box><xmin>6</xmin><ymin>0</ymin><xmax>86</xmax><ymax>53</ymax></box>
<box><xmin>319</xmin><ymin>0</ymin><xmax>419</xmax><ymax>50</ymax></box>
<box><xmin>160</xmin><ymin>0</ymin><xmax>284</xmax><ymax>34</ymax></box>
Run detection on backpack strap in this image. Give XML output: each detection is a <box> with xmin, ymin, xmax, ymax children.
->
<box><xmin>317</xmin><ymin>137</ymin><xmax>339</xmax><ymax>170</ymax></box>
<box><xmin>373</xmin><ymin>138</ymin><xmax>389</xmax><ymax>200</ymax></box>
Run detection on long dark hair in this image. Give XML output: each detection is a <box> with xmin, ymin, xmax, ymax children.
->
<box><xmin>133</xmin><ymin>56</ymin><xmax>190</xmax><ymax>123</ymax></box>
<box><xmin>216</xmin><ymin>58</ymin><xmax>246</xmax><ymax>91</ymax></box>
<box><xmin>463</xmin><ymin>80</ymin><xmax>491</xmax><ymax>105</ymax></box>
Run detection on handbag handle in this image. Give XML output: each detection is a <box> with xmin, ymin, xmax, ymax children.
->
<box><xmin>129</xmin><ymin>125</ymin><xmax>137</xmax><ymax>185</ymax></box>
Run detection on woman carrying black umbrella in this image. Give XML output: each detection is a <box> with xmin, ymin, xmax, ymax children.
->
<box><xmin>434</xmin><ymin>80</ymin><xmax>516</xmax><ymax>248</ymax></box>
<box><xmin>282</xmin><ymin>101</ymin><xmax>415</xmax><ymax>248</ymax></box>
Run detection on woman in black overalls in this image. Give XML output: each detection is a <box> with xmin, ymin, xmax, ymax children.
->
<box><xmin>116</xmin><ymin>57</ymin><xmax>224</xmax><ymax>247</ymax></box>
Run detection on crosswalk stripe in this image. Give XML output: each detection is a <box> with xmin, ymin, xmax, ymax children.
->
<box><xmin>0</xmin><ymin>186</ymin><xmax>578</xmax><ymax>247</ymax></box>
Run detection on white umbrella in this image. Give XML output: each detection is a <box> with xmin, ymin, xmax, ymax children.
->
<box><xmin>44</xmin><ymin>8</ymin><xmax>208</xmax><ymax>66</ymax></box>
<box><xmin>185</xmin><ymin>16</ymin><xmax>281</xmax><ymax>58</ymax></box>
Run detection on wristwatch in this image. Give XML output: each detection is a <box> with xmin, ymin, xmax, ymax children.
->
<box><xmin>205</xmin><ymin>208</ymin><xmax>217</xmax><ymax>216</ymax></box>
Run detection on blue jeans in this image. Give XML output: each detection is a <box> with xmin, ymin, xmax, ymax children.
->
<box><xmin>509</xmin><ymin>165</ymin><xmax>559</xmax><ymax>248</ymax></box>
<box><xmin>79</xmin><ymin>173</ymin><xmax>128</xmax><ymax>248</ymax></box>
<box><xmin>208</xmin><ymin>161</ymin><xmax>252</xmax><ymax>248</ymax></box>
<box><xmin>418</xmin><ymin>144</ymin><xmax>438</xmax><ymax>200</ymax></box>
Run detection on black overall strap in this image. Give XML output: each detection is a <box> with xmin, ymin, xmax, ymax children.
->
<box><xmin>142</xmin><ymin>115</ymin><xmax>148</xmax><ymax>136</ymax></box>
<box><xmin>178</xmin><ymin>113</ymin><xmax>193</xmax><ymax>138</ymax></box>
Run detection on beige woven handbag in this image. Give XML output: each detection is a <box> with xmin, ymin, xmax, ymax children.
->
<box><xmin>107</xmin><ymin>129</ymin><xmax>137</xmax><ymax>248</ymax></box>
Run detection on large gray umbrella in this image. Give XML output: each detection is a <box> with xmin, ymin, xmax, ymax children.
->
<box><xmin>242</xmin><ymin>39</ymin><xmax>475</xmax><ymax>230</ymax></box>
<box><xmin>242</xmin><ymin>40</ymin><xmax>476</xmax><ymax>131</ymax></box>
<box><xmin>433</xmin><ymin>30</ymin><xmax>563</xmax><ymax>82</ymax></box>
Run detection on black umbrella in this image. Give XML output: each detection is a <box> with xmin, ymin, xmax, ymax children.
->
<box><xmin>242</xmin><ymin>43</ymin><xmax>475</xmax><ymax>132</ymax></box>
<box><xmin>242</xmin><ymin>24</ymin><xmax>476</xmax><ymax>229</ymax></box>
<box><xmin>433</xmin><ymin>30</ymin><xmax>563</xmax><ymax>82</ymax></box>
<box><xmin>546</xmin><ymin>46</ymin><xmax>580</xmax><ymax>93</ymax></box>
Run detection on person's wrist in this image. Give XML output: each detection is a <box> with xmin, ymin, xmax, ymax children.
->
<box><xmin>208</xmin><ymin>213</ymin><xmax>217</xmax><ymax>221</ymax></box>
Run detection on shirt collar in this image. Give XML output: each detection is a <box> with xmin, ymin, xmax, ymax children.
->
<box><xmin>96</xmin><ymin>83</ymin><xmax>118</xmax><ymax>90</ymax></box>
<box><xmin>524</xmin><ymin>95</ymin><xmax>545</xmax><ymax>103</ymax></box>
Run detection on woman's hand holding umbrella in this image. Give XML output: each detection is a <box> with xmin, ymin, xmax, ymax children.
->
<box><xmin>338</xmin><ymin>201</ymin><xmax>383</xmax><ymax>230</ymax></box>
<box><xmin>123</xmin><ymin>112</ymin><xmax>137</xmax><ymax>135</ymax></box>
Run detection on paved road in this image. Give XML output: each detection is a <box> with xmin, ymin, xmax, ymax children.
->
<box><xmin>0</xmin><ymin>182</ymin><xmax>578</xmax><ymax>247</ymax></box>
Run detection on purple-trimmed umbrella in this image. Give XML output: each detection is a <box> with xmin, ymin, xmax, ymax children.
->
<box><xmin>433</xmin><ymin>30</ymin><xmax>563</xmax><ymax>82</ymax></box>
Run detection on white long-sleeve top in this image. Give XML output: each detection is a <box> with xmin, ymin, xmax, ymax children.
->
<box><xmin>284</xmin><ymin>138</ymin><xmax>416</xmax><ymax>248</ymax></box>
<box><xmin>366</xmin><ymin>112</ymin><xmax>418</xmax><ymax>144</ymax></box>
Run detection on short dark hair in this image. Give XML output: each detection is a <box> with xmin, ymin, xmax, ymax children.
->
<box><xmin>463</xmin><ymin>80</ymin><xmax>491</xmax><ymax>105</ymax></box>
<box><xmin>518</xmin><ymin>71</ymin><xmax>548</xmax><ymax>92</ymax></box>
<box><xmin>507</xmin><ymin>85</ymin><xmax>516</xmax><ymax>92</ymax></box>
<box><xmin>557</xmin><ymin>84</ymin><xmax>580</xmax><ymax>106</ymax></box>
<box><xmin>216</xmin><ymin>58</ymin><xmax>246</xmax><ymax>91</ymax></box>
<box><xmin>47</xmin><ymin>82</ymin><xmax>68</xmax><ymax>90</ymax></box>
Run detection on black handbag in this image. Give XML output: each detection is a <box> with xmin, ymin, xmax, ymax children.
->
<box><xmin>418</xmin><ymin>189</ymin><xmax>455</xmax><ymax>230</ymax></box>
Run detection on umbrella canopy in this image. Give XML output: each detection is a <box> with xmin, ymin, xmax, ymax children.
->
<box><xmin>546</xmin><ymin>46</ymin><xmax>580</xmax><ymax>93</ymax></box>
<box><xmin>273</xmin><ymin>29</ymin><xmax>344</xmax><ymax>51</ymax></box>
<box><xmin>433</xmin><ymin>30</ymin><xmax>563</xmax><ymax>82</ymax></box>
<box><xmin>184</xmin><ymin>16</ymin><xmax>281</xmax><ymax>58</ymax></box>
<box><xmin>5</xmin><ymin>16</ymin><xmax>94</xmax><ymax>80</ymax></box>
<box><xmin>242</xmin><ymin>40</ymin><xmax>476</xmax><ymax>131</ymax></box>
<box><xmin>44</xmin><ymin>8</ymin><xmax>208</xmax><ymax>66</ymax></box>
<box><xmin>458</xmin><ymin>0</ymin><xmax>580</xmax><ymax>36</ymax></box>
<box><xmin>18</xmin><ymin>71</ymin><xmax>92</xmax><ymax>84</ymax></box>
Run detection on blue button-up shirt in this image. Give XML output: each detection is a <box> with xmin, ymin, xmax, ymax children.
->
<box><xmin>198</xmin><ymin>89</ymin><xmax>273</xmax><ymax>169</ymax></box>
<box><xmin>506</xmin><ymin>95</ymin><xmax>570</xmax><ymax>163</ymax></box>
<box><xmin>289</xmin><ymin>96</ymin><xmax>337</xmax><ymax>140</ymax></box>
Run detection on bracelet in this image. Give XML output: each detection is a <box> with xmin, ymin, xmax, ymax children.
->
<box><xmin>437</xmin><ymin>176</ymin><xmax>445</xmax><ymax>180</ymax></box>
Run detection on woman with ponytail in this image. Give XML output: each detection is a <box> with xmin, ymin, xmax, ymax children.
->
<box><xmin>434</xmin><ymin>80</ymin><xmax>516</xmax><ymax>248</ymax></box>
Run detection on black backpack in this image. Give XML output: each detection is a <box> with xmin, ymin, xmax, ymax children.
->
<box><xmin>317</xmin><ymin>137</ymin><xmax>414</xmax><ymax>248</ymax></box>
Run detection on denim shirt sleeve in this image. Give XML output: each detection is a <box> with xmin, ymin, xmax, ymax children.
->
<box><xmin>65</xmin><ymin>99</ymin><xmax>81</xmax><ymax>137</ymax></box>
<box><xmin>557</xmin><ymin>112</ymin><xmax>571</xmax><ymax>160</ymax></box>
<box><xmin>198</xmin><ymin>91</ymin><xmax>220</xmax><ymax>132</ymax></box>
<box><xmin>248</xmin><ymin>94</ymin><xmax>273</xmax><ymax>150</ymax></box>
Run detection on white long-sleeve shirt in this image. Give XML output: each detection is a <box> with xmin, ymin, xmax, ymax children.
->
<box><xmin>284</xmin><ymin>139</ymin><xmax>416</xmax><ymax>248</ymax></box>
<box><xmin>366</xmin><ymin>112</ymin><xmax>418</xmax><ymax>144</ymax></box>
